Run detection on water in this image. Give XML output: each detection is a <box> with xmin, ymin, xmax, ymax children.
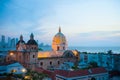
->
<box><xmin>40</xmin><ymin>46</ymin><xmax>120</xmax><ymax>53</ymax></box>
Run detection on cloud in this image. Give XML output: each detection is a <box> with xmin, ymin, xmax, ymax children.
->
<box><xmin>0</xmin><ymin>0</ymin><xmax>120</xmax><ymax>46</ymax></box>
<box><xmin>70</xmin><ymin>31</ymin><xmax>120</xmax><ymax>46</ymax></box>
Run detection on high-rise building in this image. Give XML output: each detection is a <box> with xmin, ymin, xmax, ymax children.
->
<box><xmin>7</xmin><ymin>37</ymin><xmax>11</xmax><ymax>48</ymax></box>
<box><xmin>11</xmin><ymin>38</ymin><xmax>15</xmax><ymax>48</ymax></box>
<box><xmin>16</xmin><ymin>38</ymin><xmax>18</xmax><ymax>45</ymax></box>
<box><xmin>1</xmin><ymin>35</ymin><xmax>5</xmax><ymax>48</ymax></box>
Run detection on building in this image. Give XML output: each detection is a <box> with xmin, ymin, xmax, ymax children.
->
<box><xmin>6</xmin><ymin>27</ymin><xmax>78</xmax><ymax>70</ymax></box>
<box><xmin>1</xmin><ymin>35</ymin><xmax>5</xmax><ymax>48</ymax></box>
<box><xmin>55</xmin><ymin>67</ymin><xmax>108</xmax><ymax>80</ymax></box>
<box><xmin>79</xmin><ymin>52</ymin><xmax>120</xmax><ymax>71</ymax></box>
<box><xmin>0</xmin><ymin>61</ymin><xmax>27</xmax><ymax>74</ymax></box>
<box><xmin>34</xmin><ymin>67</ymin><xmax>108</xmax><ymax>80</ymax></box>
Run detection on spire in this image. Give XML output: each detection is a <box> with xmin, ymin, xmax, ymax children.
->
<box><xmin>59</xmin><ymin>26</ymin><xmax>61</xmax><ymax>33</ymax></box>
<box><xmin>20</xmin><ymin>35</ymin><xmax>23</xmax><ymax>41</ymax></box>
<box><xmin>30</xmin><ymin>33</ymin><xmax>34</xmax><ymax>40</ymax></box>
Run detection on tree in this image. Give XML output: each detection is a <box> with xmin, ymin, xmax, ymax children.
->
<box><xmin>107</xmin><ymin>50</ymin><xmax>113</xmax><ymax>54</ymax></box>
<box><xmin>91</xmin><ymin>77</ymin><xmax>96</xmax><ymax>80</ymax></box>
<box><xmin>88</xmin><ymin>61</ymin><xmax>98</xmax><ymax>68</ymax></box>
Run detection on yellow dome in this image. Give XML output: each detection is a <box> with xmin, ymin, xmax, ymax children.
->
<box><xmin>52</xmin><ymin>27</ymin><xmax>67</xmax><ymax>51</ymax></box>
<box><xmin>53</xmin><ymin>32</ymin><xmax>66</xmax><ymax>45</ymax></box>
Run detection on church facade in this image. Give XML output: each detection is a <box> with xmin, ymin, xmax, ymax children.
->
<box><xmin>6</xmin><ymin>27</ymin><xmax>78</xmax><ymax>70</ymax></box>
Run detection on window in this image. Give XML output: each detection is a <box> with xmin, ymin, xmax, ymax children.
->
<box><xmin>50</xmin><ymin>61</ymin><xmax>52</xmax><ymax>65</ymax></box>
<box><xmin>57</xmin><ymin>46</ymin><xmax>59</xmax><ymax>51</ymax></box>
<box><xmin>33</xmin><ymin>55</ymin><xmax>35</xmax><ymax>58</ymax></box>
<box><xmin>58</xmin><ymin>61</ymin><xmax>60</xmax><ymax>64</ymax></box>
<box><xmin>40</xmin><ymin>62</ymin><xmax>43</xmax><ymax>66</ymax></box>
<box><xmin>8</xmin><ymin>58</ymin><xmax>9</xmax><ymax>60</ymax></box>
<box><xmin>11</xmin><ymin>69</ymin><xmax>17</xmax><ymax>73</ymax></box>
<box><xmin>19</xmin><ymin>56</ymin><xmax>21</xmax><ymax>59</ymax></box>
<box><xmin>63</xmin><ymin>47</ymin><xmax>65</xmax><ymax>50</ymax></box>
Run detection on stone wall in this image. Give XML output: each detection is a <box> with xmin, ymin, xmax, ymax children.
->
<box><xmin>37</xmin><ymin>57</ymin><xmax>76</xmax><ymax>69</ymax></box>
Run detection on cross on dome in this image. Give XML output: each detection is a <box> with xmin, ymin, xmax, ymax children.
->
<box><xmin>59</xmin><ymin>26</ymin><xmax>61</xmax><ymax>33</ymax></box>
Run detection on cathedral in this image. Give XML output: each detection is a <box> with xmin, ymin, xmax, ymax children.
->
<box><xmin>6</xmin><ymin>27</ymin><xmax>79</xmax><ymax>70</ymax></box>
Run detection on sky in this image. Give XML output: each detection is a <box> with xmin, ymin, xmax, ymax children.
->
<box><xmin>0</xmin><ymin>0</ymin><xmax>120</xmax><ymax>47</ymax></box>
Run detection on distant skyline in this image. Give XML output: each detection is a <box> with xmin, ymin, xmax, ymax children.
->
<box><xmin>0</xmin><ymin>0</ymin><xmax>120</xmax><ymax>46</ymax></box>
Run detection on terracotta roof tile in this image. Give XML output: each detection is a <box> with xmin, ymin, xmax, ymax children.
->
<box><xmin>55</xmin><ymin>67</ymin><xmax>107</xmax><ymax>78</ymax></box>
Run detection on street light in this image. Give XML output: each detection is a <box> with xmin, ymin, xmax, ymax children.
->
<box><xmin>10</xmin><ymin>52</ymin><xmax>14</xmax><ymax>56</ymax></box>
<box><xmin>21</xmin><ymin>68</ymin><xmax>27</xmax><ymax>73</ymax></box>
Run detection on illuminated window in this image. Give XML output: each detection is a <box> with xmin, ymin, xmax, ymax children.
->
<box><xmin>10</xmin><ymin>52</ymin><xmax>14</xmax><ymax>56</ymax></box>
<box><xmin>11</xmin><ymin>69</ymin><xmax>17</xmax><ymax>73</ymax></box>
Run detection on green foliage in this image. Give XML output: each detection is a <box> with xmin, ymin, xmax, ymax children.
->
<box><xmin>72</xmin><ymin>65</ymin><xmax>79</xmax><ymax>70</ymax></box>
<box><xmin>88</xmin><ymin>61</ymin><xmax>98</xmax><ymax>68</ymax></box>
<box><xmin>24</xmin><ymin>69</ymin><xmax>49</xmax><ymax>80</ymax></box>
<box><xmin>91</xmin><ymin>77</ymin><xmax>96</xmax><ymax>80</ymax></box>
<box><xmin>107</xmin><ymin>50</ymin><xmax>112</xmax><ymax>54</ymax></box>
<box><xmin>38</xmin><ymin>48</ymin><xmax>43</xmax><ymax>51</ymax></box>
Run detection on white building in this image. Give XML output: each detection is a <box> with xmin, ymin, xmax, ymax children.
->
<box><xmin>0</xmin><ymin>62</ymin><xmax>27</xmax><ymax>74</ymax></box>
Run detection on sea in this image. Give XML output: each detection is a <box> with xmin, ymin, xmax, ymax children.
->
<box><xmin>40</xmin><ymin>46</ymin><xmax>120</xmax><ymax>53</ymax></box>
<box><xmin>0</xmin><ymin>46</ymin><xmax>120</xmax><ymax>54</ymax></box>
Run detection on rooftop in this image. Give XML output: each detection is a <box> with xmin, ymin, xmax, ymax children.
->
<box><xmin>55</xmin><ymin>67</ymin><xmax>107</xmax><ymax>78</ymax></box>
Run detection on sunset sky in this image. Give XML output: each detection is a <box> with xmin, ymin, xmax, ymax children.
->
<box><xmin>0</xmin><ymin>0</ymin><xmax>120</xmax><ymax>46</ymax></box>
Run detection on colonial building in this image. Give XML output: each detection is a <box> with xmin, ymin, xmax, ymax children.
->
<box><xmin>6</xmin><ymin>27</ymin><xmax>78</xmax><ymax>70</ymax></box>
<box><xmin>55</xmin><ymin>67</ymin><xmax>108</xmax><ymax>80</ymax></box>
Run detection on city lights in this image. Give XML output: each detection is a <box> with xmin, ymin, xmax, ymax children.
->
<box><xmin>21</xmin><ymin>68</ymin><xmax>27</xmax><ymax>73</ymax></box>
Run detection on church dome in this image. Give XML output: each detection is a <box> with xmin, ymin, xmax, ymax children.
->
<box><xmin>52</xmin><ymin>27</ymin><xmax>67</xmax><ymax>51</ymax></box>
<box><xmin>16</xmin><ymin>35</ymin><xmax>25</xmax><ymax>45</ymax></box>
<box><xmin>27</xmin><ymin>40</ymin><xmax>38</xmax><ymax>45</ymax></box>
<box><xmin>27</xmin><ymin>33</ymin><xmax>38</xmax><ymax>45</ymax></box>
<box><xmin>16</xmin><ymin>35</ymin><xmax>26</xmax><ymax>51</ymax></box>
<box><xmin>53</xmin><ymin>32</ymin><xmax>66</xmax><ymax>45</ymax></box>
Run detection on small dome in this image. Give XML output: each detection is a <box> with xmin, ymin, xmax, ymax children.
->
<box><xmin>16</xmin><ymin>40</ymin><xmax>25</xmax><ymax>45</ymax></box>
<box><xmin>27</xmin><ymin>33</ymin><xmax>38</xmax><ymax>45</ymax></box>
<box><xmin>27</xmin><ymin>40</ymin><xmax>38</xmax><ymax>45</ymax></box>
<box><xmin>16</xmin><ymin>35</ymin><xmax>25</xmax><ymax>45</ymax></box>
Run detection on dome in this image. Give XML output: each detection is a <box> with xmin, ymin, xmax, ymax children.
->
<box><xmin>27</xmin><ymin>33</ymin><xmax>38</xmax><ymax>45</ymax></box>
<box><xmin>16</xmin><ymin>35</ymin><xmax>26</xmax><ymax>51</ymax></box>
<box><xmin>27</xmin><ymin>40</ymin><xmax>38</xmax><ymax>45</ymax></box>
<box><xmin>16</xmin><ymin>35</ymin><xmax>25</xmax><ymax>45</ymax></box>
<box><xmin>16</xmin><ymin>40</ymin><xmax>25</xmax><ymax>45</ymax></box>
<box><xmin>52</xmin><ymin>27</ymin><xmax>67</xmax><ymax>51</ymax></box>
<box><xmin>53</xmin><ymin>32</ymin><xmax>66</xmax><ymax>45</ymax></box>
